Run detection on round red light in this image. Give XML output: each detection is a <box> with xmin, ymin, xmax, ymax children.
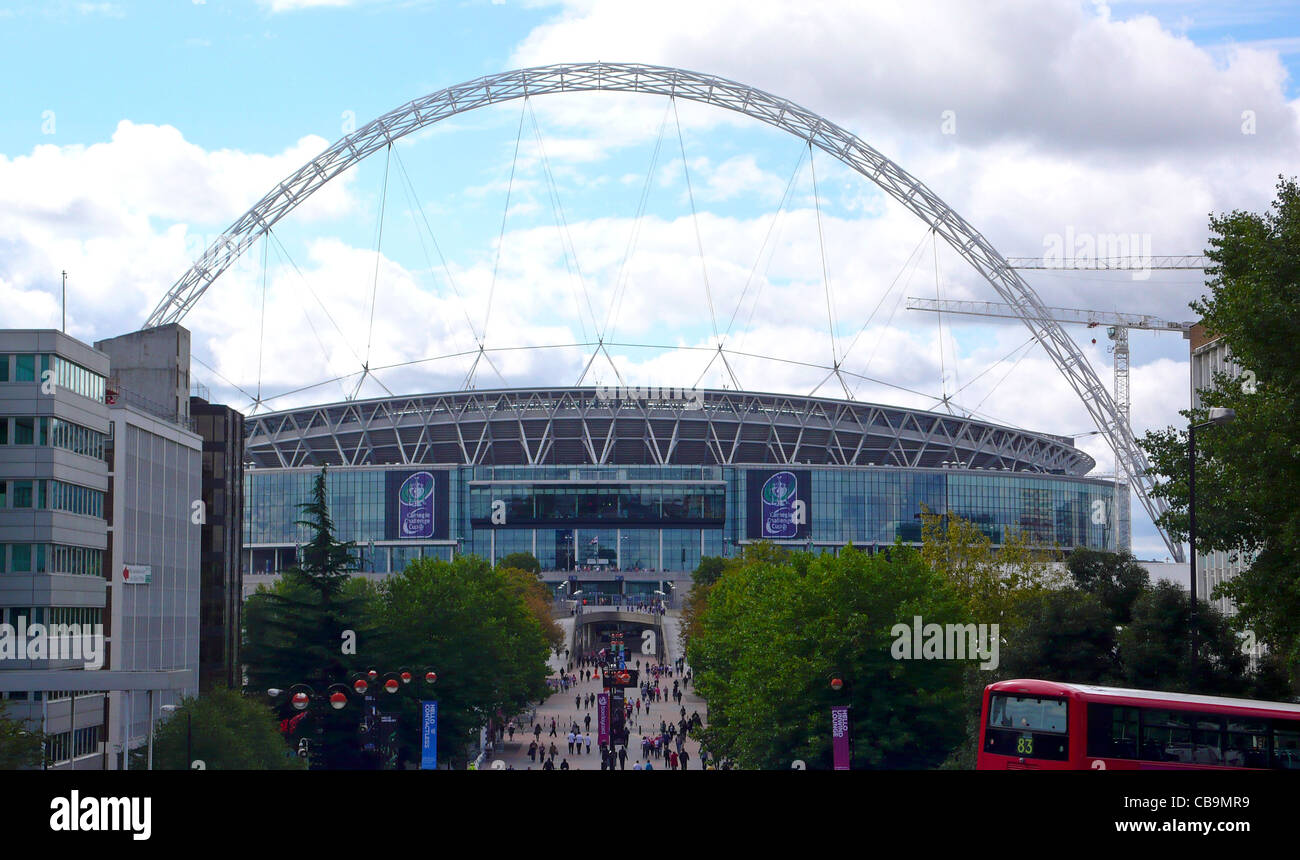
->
<box><xmin>400</xmin><ymin>671</ymin><xmax>412</xmax><ymax>684</ymax></box>
<box><xmin>330</xmin><ymin>691</ymin><xmax>347</xmax><ymax>710</ymax></box>
<box><xmin>384</xmin><ymin>679</ymin><xmax>399</xmax><ymax>694</ymax></box>
<box><xmin>830</xmin><ymin>678</ymin><xmax>844</xmax><ymax>691</ymax></box>
<box><xmin>291</xmin><ymin>692</ymin><xmax>310</xmax><ymax>710</ymax></box>
<box><xmin>425</xmin><ymin>672</ymin><xmax>437</xmax><ymax>684</ymax></box>
<box><xmin>354</xmin><ymin>679</ymin><xmax>368</xmax><ymax>694</ymax></box>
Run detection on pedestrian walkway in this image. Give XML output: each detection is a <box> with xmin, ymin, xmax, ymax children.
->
<box><xmin>485</xmin><ymin>611</ymin><xmax>710</xmax><ymax>771</ymax></box>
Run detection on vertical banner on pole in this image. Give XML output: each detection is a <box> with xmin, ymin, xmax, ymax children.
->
<box><xmin>597</xmin><ymin>692</ymin><xmax>610</xmax><ymax>746</ymax></box>
<box><xmin>421</xmin><ymin>700</ymin><xmax>438</xmax><ymax>770</ymax></box>
<box><xmin>831</xmin><ymin>705</ymin><xmax>851</xmax><ymax>770</ymax></box>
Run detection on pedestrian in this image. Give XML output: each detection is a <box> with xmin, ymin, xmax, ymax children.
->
<box><xmin>576</xmin><ymin>694</ymin><xmax>581</xmax><ymax>710</ymax></box>
<box><xmin>528</xmin><ymin>740</ymin><xmax>537</xmax><ymax>762</ymax></box>
<box><xmin>550</xmin><ymin>718</ymin><xmax>557</xmax><ymax>737</ymax></box>
<box><xmin>670</xmin><ymin>750</ymin><xmax>679</xmax><ymax>770</ymax></box>
<box><xmin>618</xmin><ymin>746</ymin><xmax>627</xmax><ymax>770</ymax></box>
<box><xmin>680</xmin><ymin>749</ymin><xmax>690</xmax><ymax>770</ymax></box>
<box><xmin>508</xmin><ymin>722</ymin><xmax>515</xmax><ymax>741</ymax></box>
<box><xmin>585</xmin><ymin>734</ymin><xmax>592</xmax><ymax>754</ymax></box>
<box><xmin>549</xmin><ymin>741</ymin><xmax>558</xmax><ymax>760</ymax></box>
<box><xmin>567</xmin><ymin>730</ymin><xmax>575</xmax><ymax>754</ymax></box>
<box><xmin>534</xmin><ymin>723</ymin><xmax>542</xmax><ymax>741</ymax></box>
<box><xmin>584</xmin><ymin>713</ymin><xmax>591</xmax><ymax>732</ymax></box>
<box><xmin>560</xmin><ymin>758</ymin><xmax>569</xmax><ymax>770</ymax></box>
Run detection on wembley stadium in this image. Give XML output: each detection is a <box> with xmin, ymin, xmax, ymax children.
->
<box><xmin>240</xmin><ymin>386</ymin><xmax>1122</xmax><ymax>594</ymax></box>
<box><xmin>126</xmin><ymin>62</ymin><xmax>1152</xmax><ymax>592</ymax></box>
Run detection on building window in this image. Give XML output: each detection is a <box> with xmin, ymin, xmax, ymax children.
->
<box><xmin>14</xmin><ymin>354</ymin><xmax>36</xmax><ymax>382</ymax></box>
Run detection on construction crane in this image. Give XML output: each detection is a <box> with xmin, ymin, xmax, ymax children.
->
<box><xmin>907</xmin><ymin>296</ymin><xmax>1195</xmax><ymax>552</ymax></box>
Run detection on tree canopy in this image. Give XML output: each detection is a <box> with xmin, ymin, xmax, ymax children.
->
<box><xmin>141</xmin><ymin>688</ymin><xmax>306</xmax><ymax>770</ymax></box>
<box><xmin>0</xmin><ymin>701</ymin><xmax>43</xmax><ymax>770</ymax></box>
<box><xmin>687</xmin><ymin>544</ymin><xmax>970</xmax><ymax>769</ymax></box>
<box><xmin>1139</xmin><ymin>176</ymin><xmax>1300</xmax><ymax>681</ymax></box>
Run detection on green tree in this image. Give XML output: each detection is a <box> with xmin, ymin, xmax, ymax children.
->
<box><xmin>498</xmin><ymin>552</ymin><xmax>541</xmax><ymax>575</ymax></box>
<box><xmin>500</xmin><ymin>565</ymin><xmax>565</xmax><ymax>652</ymax></box>
<box><xmin>369</xmin><ymin>555</ymin><xmax>552</xmax><ymax>768</ymax></box>
<box><xmin>242</xmin><ymin>466</ymin><xmax>380</xmax><ymax>769</ymax></box>
<box><xmin>1066</xmin><ymin>547</ymin><xmax>1150</xmax><ymax>625</ymax></box>
<box><xmin>691</xmin><ymin>556</ymin><xmax>727</xmax><ymax>588</ymax></box>
<box><xmin>1000</xmin><ymin>589</ymin><xmax>1118</xmax><ymax>684</ymax></box>
<box><xmin>920</xmin><ymin>508</ymin><xmax>1062</xmax><ymax>630</ymax></box>
<box><xmin>139</xmin><ymin>688</ymin><xmax>307</xmax><ymax>770</ymax></box>
<box><xmin>0</xmin><ymin>701</ymin><xmax>43</xmax><ymax>770</ymax></box>
<box><xmin>689</xmin><ymin>545</ymin><xmax>970</xmax><ymax>769</ymax></box>
<box><xmin>1139</xmin><ymin>177</ymin><xmax>1300</xmax><ymax>675</ymax></box>
<box><xmin>1117</xmin><ymin>581</ymin><xmax>1252</xmax><ymax>695</ymax></box>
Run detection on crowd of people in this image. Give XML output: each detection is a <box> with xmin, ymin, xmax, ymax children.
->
<box><xmin>496</xmin><ymin>648</ymin><xmax>721</xmax><ymax>770</ymax></box>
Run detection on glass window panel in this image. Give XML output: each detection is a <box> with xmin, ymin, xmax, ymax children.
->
<box><xmin>15</xmin><ymin>354</ymin><xmax>35</xmax><ymax>382</ymax></box>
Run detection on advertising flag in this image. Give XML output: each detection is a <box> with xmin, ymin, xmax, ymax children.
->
<box><xmin>597</xmin><ymin>693</ymin><xmax>610</xmax><ymax>746</ymax></box>
<box><xmin>831</xmin><ymin>705</ymin><xmax>851</xmax><ymax>770</ymax></box>
<box><xmin>421</xmin><ymin>700</ymin><xmax>438</xmax><ymax>770</ymax></box>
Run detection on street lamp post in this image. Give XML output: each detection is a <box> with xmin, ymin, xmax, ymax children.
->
<box><xmin>1188</xmin><ymin>407</ymin><xmax>1235</xmax><ymax>677</ymax></box>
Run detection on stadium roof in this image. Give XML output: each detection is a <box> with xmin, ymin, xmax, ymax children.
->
<box><xmin>244</xmin><ymin>387</ymin><xmax>1095</xmax><ymax>475</ymax></box>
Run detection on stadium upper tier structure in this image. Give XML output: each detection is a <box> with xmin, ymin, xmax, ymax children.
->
<box><xmin>242</xmin><ymin>387</ymin><xmax>1123</xmax><ymax>591</ymax></box>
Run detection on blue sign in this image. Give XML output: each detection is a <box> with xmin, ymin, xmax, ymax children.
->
<box><xmin>421</xmin><ymin>700</ymin><xmax>438</xmax><ymax>770</ymax></box>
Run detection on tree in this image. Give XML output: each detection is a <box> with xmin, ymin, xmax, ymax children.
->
<box><xmin>0</xmin><ymin>701</ymin><xmax>42</xmax><ymax>770</ymax></box>
<box><xmin>369</xmin><ymin>555</ymin><xmax>552</xmax><ymax>768</ymax></box>
<box><xmin>688</xmin><ymin>545</ymin><xmax>970</xmax><ymax>769</ymax></box>
<box><xmin>498</xmin><ymin>552</ymin><xmax>541</xmax><ymax>575</ymax></box>
<box><xmin>499</xmin><ymin>565</ymin><xmax>564</xmax><ymax>652</ymax></box>
<box><xmin>1066</xmin><ymin>547</ymin><xmax>1149</xmax><ymax>625</ymax></box>
<box><xmin>1139</xmin><ymin>177</ymin><xmax>1300</xmax><ymax>675</ymax></box>
<box><xmin>242</xmin><ymin>466</ymin><xmax>379</xmax><ymax>769</ymax></box>
<box><xmin>1118</xmin><ymin>581</ymin><xmax>1252</xmax><ymax>695</ymax></box>
<box><xmin>691</xmin><ymin>556</ymin><xmax>727</xmax><ymax>588</ymax></box>
<box><xmin>920</xmin><ymin>508</ymin><xmax>1062</xmax><ymax>631</ymax></box>
<box><xmin>139</xmin><ymin>688</ymin><xmax>306</xmax><ymax>770</ymax></box>
<box><xmin>1000</xmin><ymin>589</ymin><xmax>1118</xmax><ymax>684</ymax></box>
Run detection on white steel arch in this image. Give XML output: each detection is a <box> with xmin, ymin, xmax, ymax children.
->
<box><xmin>143</xmin><ymin>61</ymin><xmax>1179</xmax><ymax>561</ymax></box>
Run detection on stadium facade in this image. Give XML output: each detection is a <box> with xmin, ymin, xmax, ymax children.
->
<box><xmin>241</xmin><ymin>387</ymin><xmax>1124</xmax><ymax>593</ymax></box>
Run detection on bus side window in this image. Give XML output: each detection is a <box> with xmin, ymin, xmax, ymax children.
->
<box><xmin>1273</xmin><ymin>721</ymin><xmax>1300</xmax><ymax>770</ymax></box>
<box><xmin>1087</xmin><ymin>703</ymin><xmax>1138</xmax><ymax>759</ymax></box>
<box><xmin>1225</xmin><ymin>717</ymin><xmax>1268</xmax><ymax>768</ymax></box>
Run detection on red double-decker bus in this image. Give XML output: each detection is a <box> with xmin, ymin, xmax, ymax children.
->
<box><xmin>978</xmin><ymin>679</ymin><xmax>1300</xmax><ymax>770</ymax></box>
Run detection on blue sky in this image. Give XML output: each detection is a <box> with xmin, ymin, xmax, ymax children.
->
<box><xmin>2</xmin><ymin>0</ymin><xmax>1298</xmax><ymax>559</ymax></box>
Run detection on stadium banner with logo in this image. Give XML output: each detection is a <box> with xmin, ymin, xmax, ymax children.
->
<box><xmin>831</xmin><ymin>705</ymin><xmax>851</xmax><ymax>770</ymax></box>
<box><xmin>597</xmin><ymin>693</ymin><xmax>610</xmax><ymax>746</ymax></box>
<box><xmin>745</xmin><ymin>469</ymin><xmax>811</xmax><ymax>540</ymax></box>
<box><xmin>421</xmin><ymin>701</ymin><xmax>438</xmax><ymax>770</ymax></box>
<box><xmin>385</xmin><ymin>470</ymin><xmax>450</xmax><ymax>540</ymax></box>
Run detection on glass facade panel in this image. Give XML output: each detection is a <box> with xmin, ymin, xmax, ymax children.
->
<box><xmin>245</xmin><ymin>464</ymin><xmax>1116</xmax><ymax>573</ymax></box>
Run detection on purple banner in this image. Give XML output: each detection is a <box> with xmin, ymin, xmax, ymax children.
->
<box><xmin>831</xmin><ymin>705</ymin><xmax>851</xmax><ymax>770</ymax></box>
<box><xmin>397</xmin><ymin>471</ymin><xmax>435</xmax><ymax>539</ymax></box>
<box><xmin>597</xmin><ymin>693</ymin><xmax>610</xmax><ymax>746</ymax></box>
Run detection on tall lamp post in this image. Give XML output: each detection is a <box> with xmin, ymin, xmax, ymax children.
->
<box><xmin>1188</xmin><ymin>407</ymin><xmax>1235</xmax><ymax>676</ymax></box>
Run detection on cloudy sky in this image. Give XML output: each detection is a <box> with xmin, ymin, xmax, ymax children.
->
<box><xmin>2</xmin><ymin>0</ymin><xmax>1297</xmax><ymax>559</ymax></box>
